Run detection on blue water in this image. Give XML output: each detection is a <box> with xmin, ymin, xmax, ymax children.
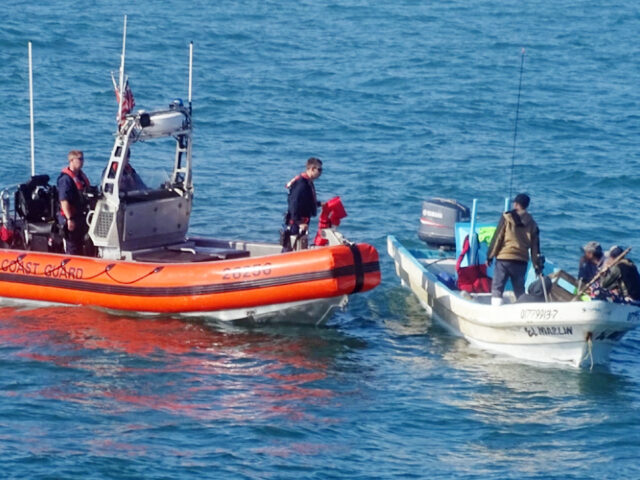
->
<box><xmin>2</xmin><ymin>1</ymin><xmax>640</xmax><ymax>478</ymax></box>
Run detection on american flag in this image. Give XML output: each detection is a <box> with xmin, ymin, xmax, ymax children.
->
<box><xmin>111</xmin><ymin>72</ymin><xmax>135</xmax><ymax>125</ymax></box>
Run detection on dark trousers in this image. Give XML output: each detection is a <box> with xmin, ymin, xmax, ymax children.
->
<box><xmin>64</xmin><ymin>220</ymin><xmax>87</xmax><ymax>255</ymax></box>
<box><xmin>492</xmin><ymin>259</ymin><xmax>528</xmax><ymax>298</ymax></box>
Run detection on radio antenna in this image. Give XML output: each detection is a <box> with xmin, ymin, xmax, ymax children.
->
<box><xmin>188</xmin><ymin>41</ymin><xmax>193</xmax><ymax>110</ymax></box>
<box><xmin>28</xmin><ymin>41</ymin><xmax>35</xmax><ymax>177</ymax></box>
<box><xmin>117</xmin><ymin>15</ymin><xmax>128</xmax><ymax>124</ymax></box>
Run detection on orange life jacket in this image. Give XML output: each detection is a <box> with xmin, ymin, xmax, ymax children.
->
<box><xmin>60</xmin><ymin>167</ymin><xmax>90</xmax><ymax>217</ymax></box>
<box><xmin>61</xmin><ymin>167</ymin><xmax>90</xmax><ymax>192</ymax></box>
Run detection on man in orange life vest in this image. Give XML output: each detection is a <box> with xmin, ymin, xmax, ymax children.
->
<box><xmin>283</xmin><ymin>157</ymin><xmax>323</xmax><ymax>250</ymax></box>
<box><xmin>57</xmin><ymin>150</ymin><xmax>91</xmax><ymax>255</ymax></box>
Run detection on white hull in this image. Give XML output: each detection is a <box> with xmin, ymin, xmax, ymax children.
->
<box><xmin>388</xmin><ymin>236</ymin><xmax>640</xmax><ymax>368</ymax></box>
<box><xmin>181</xmin><ymin>295</ymin><xmax>349</xmax><ymax>325</ymax></box>
<box><xmin>0</xmin><ymin>294</ymin><xmax>349</xmax><ymax>326</ymax></box>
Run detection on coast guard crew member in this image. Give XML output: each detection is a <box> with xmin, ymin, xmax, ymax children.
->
<box><xmin>283</xmin><ymin>157</ymin><xmax>323</xmax><ymax>250</ymax></box>
<box><xmin>58</xmin><ymin>150</ymin><xmax>91</xmax><ymax>255</ymax></box>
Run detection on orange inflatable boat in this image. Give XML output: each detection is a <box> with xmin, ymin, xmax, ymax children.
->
<box><xmin>0</xmin><ymin>243</ymin><xmax>379</xmax><ymax>318</ymax></box>
<box><xmin>0</xmin><ymin>36</ymin><xmax>381</xmax><ymax>324</ymax></box>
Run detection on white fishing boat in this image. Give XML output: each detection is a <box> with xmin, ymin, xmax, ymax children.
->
<box><xmin>388</xmin><ymin>198</ymin><xmax>640</xmax><ymax>368</ymax></box>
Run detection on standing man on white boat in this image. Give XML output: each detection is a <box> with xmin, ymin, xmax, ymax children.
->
<box><xmin>282</xmin><ymin>157</ymin><xmax>323</xmax><ymax>251</ymax></box>
<box><xmin>58</xmin><ymin>150</ymin><xmax>91</xmax><ymax>255</ymax></box>
<box><xmin>486</xmin><ymin>193</ymin><xmax>541</xmax><ymax>305</ymax></box>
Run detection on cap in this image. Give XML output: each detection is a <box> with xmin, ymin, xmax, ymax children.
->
<box><xmin>514</xmin><ymin>193</ymin><xmax>530</xmax><ymax>209</ymax></box>
<box><xmin>607</xmin><ymin>245</ymin><xmax>624</xmax><ymax>259</ymax></box>
<box><xmin>582</xmin><ymin>241</ymin><xmax>602</xmax><ymax>255</ymax></box>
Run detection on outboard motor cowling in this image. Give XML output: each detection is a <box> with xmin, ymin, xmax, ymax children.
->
<box><xmin>418</xmin><ymin>198</ymin><xmax>470</xmax><ymax>249</ymax></box>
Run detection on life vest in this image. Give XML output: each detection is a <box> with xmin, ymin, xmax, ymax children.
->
<box><xmin>61</xmin><ymin>167</ymin><xmax>90</xmax><ymax>192</ymax></box>
<box><xmin>314</xmin><ymin>196</ymin><xmax>347</xmax><ymax>246</ymax></box>
<box><xmin>456</xmin><ymin>234</ymin><xmax>492</xmax><ymax>293</ymax></box>
<box><xmin>60</xmin><ymin>167</ymin><xmax>90</xmax><ymax>217</ymax></box>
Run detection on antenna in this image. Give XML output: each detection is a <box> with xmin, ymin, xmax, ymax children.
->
<box><xmin>188</xmin><ymin>41</ymin><xmax>193</xmax><ymax>112</ymax></box>
<box><xmin>28</xmin><ymin>41</ymin><xmax>35</xmax><ymax>177</ymax></box>
<box><xmin>117</xmin><ymin>15</ymin><xmax>128</xmax><ymax>124</ymax></box>
<box><xmin>508</xmin><ymin>48</ymin><xmax>525</xmax><ymax>200</ymax></box>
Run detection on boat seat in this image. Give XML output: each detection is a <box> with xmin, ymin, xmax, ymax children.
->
<box><xmin>15</xmin><ymin>175</ymin><xmax>58</xmax><ymax>223</ymax></box>
<box><xmin>26</xmin><ymin>222</ymin><xmax>55</xmax><ymax>235</ymax></box>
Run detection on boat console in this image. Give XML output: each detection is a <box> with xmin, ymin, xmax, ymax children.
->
<box><xmin>88</xmin><ymin>103</ymin><xmax>194</xmax><ymax>260</ymax></box>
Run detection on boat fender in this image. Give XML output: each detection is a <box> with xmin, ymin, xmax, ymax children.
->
<box><xmin>347</xmin><ymin>243</ymin><xmax>364</xmax><ymax>293</ymax></box>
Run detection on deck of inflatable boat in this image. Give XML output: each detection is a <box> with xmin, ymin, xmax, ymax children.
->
<box><xmin>130</xmin><ymin>238</ymin><xmax>280</xmax><ymax>263</ymax></box>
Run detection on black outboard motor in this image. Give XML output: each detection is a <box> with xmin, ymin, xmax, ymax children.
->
<box><xmin>418</xmin><ymin>198</ymin><xmax>470</xmax><ymax>249</ymax></box>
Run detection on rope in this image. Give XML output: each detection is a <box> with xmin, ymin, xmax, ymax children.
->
<box><xmin>81</xmin><ymin>264</ymin><xmax>116</xmax><ymax>280</ymax></box>
<box><xmin>3</xmin><ymin>253</ymin><xmax>28</xmax><ymax>270</ymax></box>
<box><xmin>105</xmin><ymin>265</ymin><xmax>164</xmax><ymax>284</ymax></box>
<box><xmin>44</xmin><ymin>258</ymin><xmax>72</xmax><ymax>276</ymax></box>
<box><xmin>580</xmin><ymin>332</ymin><xmax>594</xmax><ymax>370</ymax></box>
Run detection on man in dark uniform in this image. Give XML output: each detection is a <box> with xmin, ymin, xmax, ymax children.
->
<box><xmin>57</xmin><ymin>150</ymin><xmax>91</xmax><ymax>255</ymax></box>
<box><xmin>282</xmin><ymin>157</ymin><xmax>323</xmax><ymax>250</ymax></box>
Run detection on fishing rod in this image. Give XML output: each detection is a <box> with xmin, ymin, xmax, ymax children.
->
<box><xmin>508</xmin><ymin>48</ymin><xmax>525</xmax><ymax>201</ymax></box>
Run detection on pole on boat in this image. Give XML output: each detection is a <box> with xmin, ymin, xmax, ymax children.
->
<box><xmin>188</xmin><ymin>41</ymin><xmax>193</xmax><ymax>113</ymax></box>
<box><xmin>117</xmin><ymin>15</ymin><xmax>128</xmax><ymax>125</ymax></box>
<box><xmin>508</xmin><ymin>48</ymin><xmax>525</xmax><ymax>201</ymax></box>
<box><xmin>504</xmin><ymin>196</ymin><xmax>510</xmax><ymax>212</ymax></box>
<box><xmin>28</xmin><ymin>41</ymin><xmax>35</xmax><ymax>177</ymax></box>
<box><xmin>468</xmin><ymin>198</ymin><xmax>478</xmax><ymax>264</ymax></box>
<box><xmin>539</xmin><ymin>272</ymin><xmax>549</xmax><ymax>302</ymax></box>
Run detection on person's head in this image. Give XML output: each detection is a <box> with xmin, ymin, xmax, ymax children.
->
<box><xmin>305</xmin><ymin>157</ymin><xmax>323</xmax><ymax>180</ymax></box>
<box><xmin>607</xmin><ymin>245</ymin><xmax>624</xmax><ymax>260</ymax></box>
<box><xmin>513</xmin><ymin>193</ymin><xmax>530</xmax><ymax>211</ymax></box>
<box><xmin>68</xmin><ymin>150</ymin><xmax>84</xmax><ymax>173</ymax></box>
<box><xmin>582</xmin><ymin>241</ymin><xmax>603</xmax><ymax>262</ymax></box>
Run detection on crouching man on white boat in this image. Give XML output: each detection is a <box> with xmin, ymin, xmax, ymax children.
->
<box><xmin>598</xmin><ymin>245</ymin><xmax>640</xmax><ymax>302</ymax></box>
<box><xmin>486</xmin><ymin>193</ymin><xmax>542</xmax><ymax>306</ymax></box>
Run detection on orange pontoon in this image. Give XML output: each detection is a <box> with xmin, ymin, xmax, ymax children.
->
<box><xmin>0</xmin><ymin>243</ymin><xmax>379</xmax><ymax>320</ymax></box>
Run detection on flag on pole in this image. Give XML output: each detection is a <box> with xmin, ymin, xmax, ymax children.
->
<box><xmin>111</xmin><ymin>72</ymin><xmax>135</xmax><ymax>126</ymax></box>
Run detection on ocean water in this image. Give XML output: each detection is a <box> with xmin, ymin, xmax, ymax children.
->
<box><xmin>2</xmin><ymin>1</ymin><xmax>640</xmax><ymax>478</ymax></box>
